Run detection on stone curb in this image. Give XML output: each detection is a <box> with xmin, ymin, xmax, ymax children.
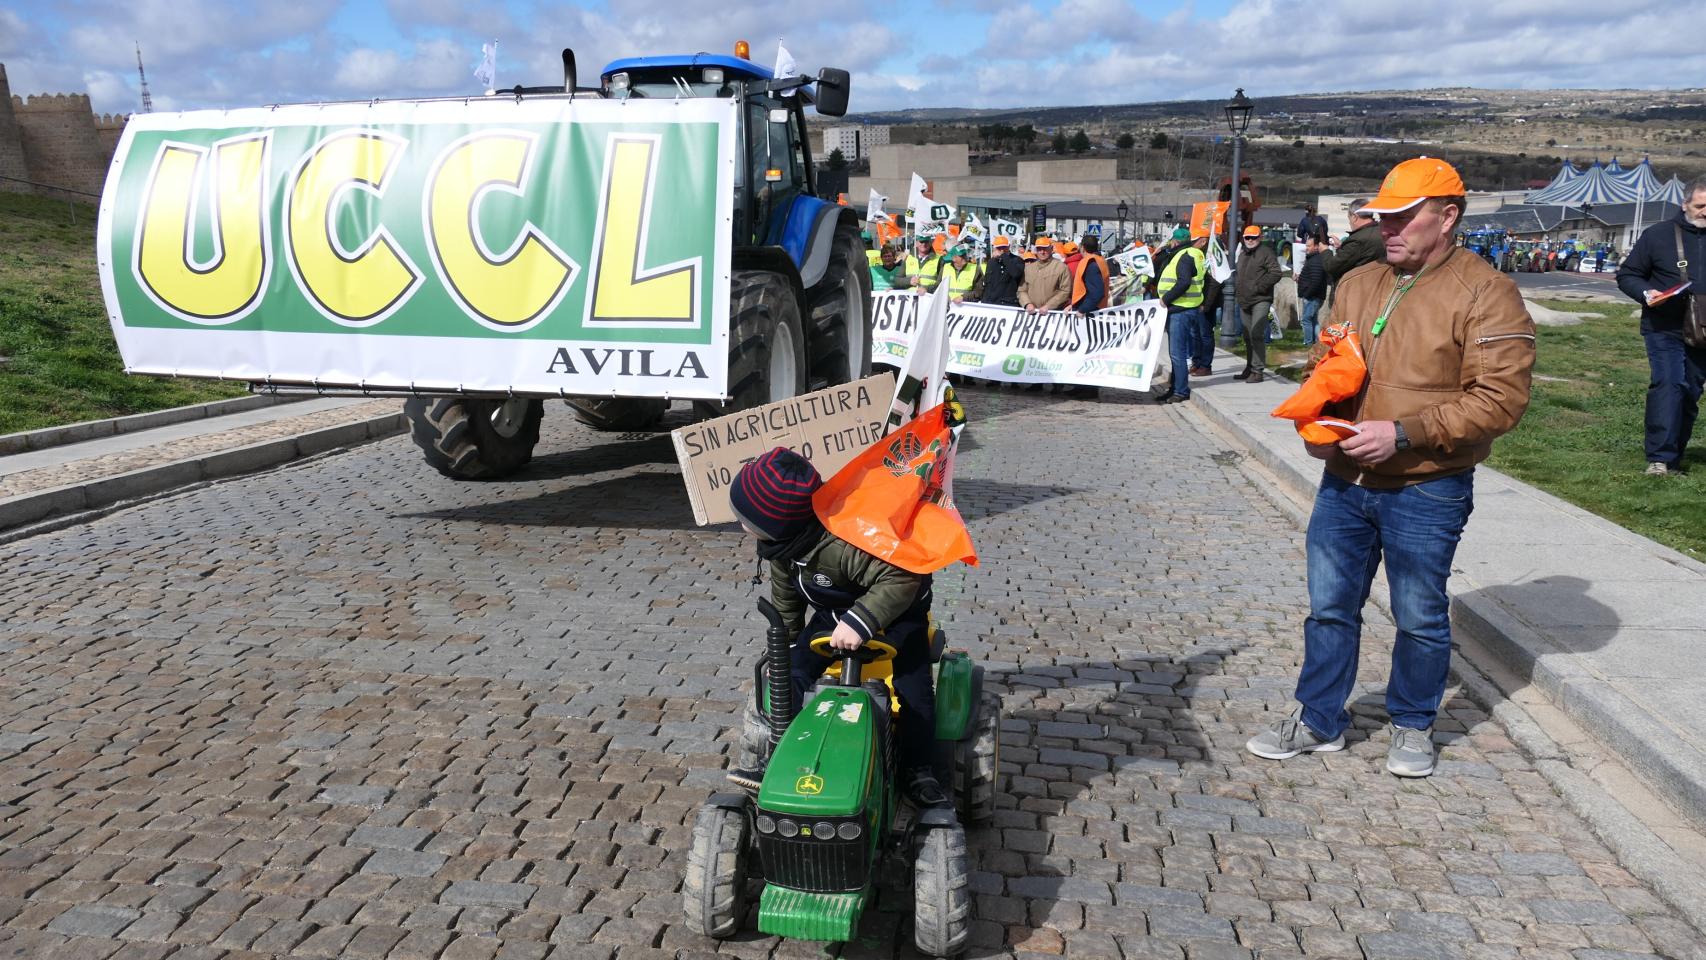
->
<box><xmin>1182</xmin><ymin>355</ymin><xmax>1706</xmax><ymax>911</ymax></box>
<box><xmin>0</xmin><ymin>394</ymin><xmax>303</xmax><ymax>456</ymax></box>
<box><xmin>0</xmin><ymin>411</ymin><xmax>406</xmax><ymax>534</ymax></box>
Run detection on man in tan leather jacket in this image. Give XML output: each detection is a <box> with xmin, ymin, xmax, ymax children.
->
<box><xmin>1247</xmin><ymin>158</ymin><xmax>1535</xmax><ymax>779</ymax></box>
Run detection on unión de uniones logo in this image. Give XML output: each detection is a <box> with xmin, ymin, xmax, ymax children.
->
<box><xmin>1001</xmin><ymin>354</ymin><xmax>1026</xmax><ymax>375</ymax></box>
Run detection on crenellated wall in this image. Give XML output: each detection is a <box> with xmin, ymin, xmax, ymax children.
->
<box><xmin>0</xmin><ymin>63</ymin><xmax>129</xmax><ymax>198</ymax></box>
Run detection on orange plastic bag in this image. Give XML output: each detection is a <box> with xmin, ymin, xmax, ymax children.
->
<box><xmin>1270</xmin><ymin>331</ymin><xmax>1368</xmax><ymax>445</ymax></box>
<box><xmin>813</xmin><ymin>402</ymin><xmax>978</xmax><ymax>575</ymax></box>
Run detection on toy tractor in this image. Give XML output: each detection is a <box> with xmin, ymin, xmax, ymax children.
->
<box><xmin>405</xmin><ymin>44</ymin><xmax>874</xmax><ymax>478</ymax></box>
<box><xmin>683</xmin><ymin>599</ymin><xmax>1001</xmax><ymax>956</ymax></box>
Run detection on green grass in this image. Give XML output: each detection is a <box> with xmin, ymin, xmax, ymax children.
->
<box><xmin>1487</xmin><ymin>300</ymin><xmax>1706</xmax><ymax>560</ymax></box>
<box><xmin>0</xmin><ymin>191</ymin><xmax>246</xmax><ymax>435</ymax></box>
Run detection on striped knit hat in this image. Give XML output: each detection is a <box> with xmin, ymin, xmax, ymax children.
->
<box><xmin>730</xmin><ymin>448</ymin><xmax>823</xmax><ymax>540</ymax></box>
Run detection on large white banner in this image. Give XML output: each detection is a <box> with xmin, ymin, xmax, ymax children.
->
<box><xmin>869</xmin><ymin>291</ymin><xmax>1166</xmax><ymax>390</ymax></box>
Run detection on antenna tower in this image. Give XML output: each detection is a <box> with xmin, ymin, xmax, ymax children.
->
<box><xmin>135</xmin><ymin>43</ymin><xmax>153</xmax><ymax>113</ymax></box>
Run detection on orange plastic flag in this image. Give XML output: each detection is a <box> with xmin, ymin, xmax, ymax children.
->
<box><xmin>813</xmin><ymin>403</ymin><xmax>978</xmax><ymax>575</ymax></box>
<box><xmin>1270</xmin><ymin>332</ymin><xmax>1368</xmax><ymax>445</ymax></box>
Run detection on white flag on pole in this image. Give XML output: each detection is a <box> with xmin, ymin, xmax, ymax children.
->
<box><xmin>907</xmin><ymin>173</ymin><xmax>954</xmax><ymax>224</ymax></box>
<box><xmin>773</xmin><ymin>41</ymin><xmax>798</xmax><ymax>96</ymax></box>
<box><xmin>991</xmin><ymin>218</ymin><xmax>1022</xmax><ymax>241</ymax></box>
<box><xmin>886</xmin><ymin>285</ymin><xmax>953</xmax><ymax>430</ymax></box>
<box><xmin>1207</xmin><ymin>237</ymin><xmax>1232</xmax><ymax>283</ymax></box>
<box><xmin>866</xmin><ymin>189</ymin><xmax>889</xmax><ymax>223</ymax></box>
<box><xmin>473</xmin><ymin>40</ymin><xmax>497</xmax><ymax>92</ymax></box>
<box><xmin>1113</xmin><ymin>243</ymin><xmax>1154</xmax><ymax>278</ymax></box>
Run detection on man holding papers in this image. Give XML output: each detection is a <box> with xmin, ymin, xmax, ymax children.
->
<box><xmin>1617</xmin><ymin>177</ymin><xmax>1706</xmax><ymax>476</ymax></box>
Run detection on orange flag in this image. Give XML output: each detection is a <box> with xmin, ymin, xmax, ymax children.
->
<box><xmin>813</xmin><ymin>402</ymin><xmax>977</xmax><ymax>575</ymax></box>
<box><xmin>1270</xmin><ymin>332</ymin><xmax>1368</xmax><ymax>445</ymax></box>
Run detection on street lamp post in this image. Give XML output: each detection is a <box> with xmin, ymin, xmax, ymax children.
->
<box><xmin>1117</xmin><ymin>200</ymin><xmax>1129</xmax><ymax>249</ymax></box>
<box><xmin>1220</xmin><ymin>88</ymin><xmax>1254</xmax><ymax>348</ymax></box>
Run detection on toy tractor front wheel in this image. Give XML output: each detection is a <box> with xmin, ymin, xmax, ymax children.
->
<box><xmin>683</xmin><ymin>802</ymin><xmax>752</xmax><ymax>939</ymax></box>
<box><xmin>953</xmin><ymin>690</ymin><xmax>1001</xmax><ymax>825</ymax></box>
<box><xmin>404</xmin><ymin>397</ymin><xmax>543</xmax><ymax>479</ymax></box>
<box><xmin>913</xmin><ymin>824</ymin><xmax>972</xmax><ymax>956</ymax></box>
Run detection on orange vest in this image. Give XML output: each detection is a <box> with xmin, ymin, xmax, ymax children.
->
<box><xmin>1070</xmin><ymin>254</ymin><xmax>1111</xmax><ymax>310</ymax></box>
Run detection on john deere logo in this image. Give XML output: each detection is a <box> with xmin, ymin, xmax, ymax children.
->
<box><xmin>1001</xmin><ymin>354</ymin><xmax>1026</xmax><ymax>376</ymax></box>
<box><xmin>795</xmin><ymin>774</ymin><xmax>823</xmax><ymax>795</ymax></box>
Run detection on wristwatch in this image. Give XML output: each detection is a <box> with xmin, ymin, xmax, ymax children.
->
<box><xmin>1393</xmin><ymin>421</ymin><xmax>1411</xmax><ymax>451</ymax></box>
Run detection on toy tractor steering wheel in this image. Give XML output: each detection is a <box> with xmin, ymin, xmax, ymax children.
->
<box><xmin>809</xmin><ymin>635</ymin><xmax>898</xmax><ymax>664</ymax></box>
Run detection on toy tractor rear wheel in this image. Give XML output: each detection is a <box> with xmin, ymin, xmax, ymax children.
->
<box><xmin>953</xmin><ymin>690</ymin><xmax>1001</xmax><ymax>825</ymax></box>
<box><xmin>404</xmin><ymin>397</ymin><xmax>543</xmax><ymax>479</ymax></box>
<box><xmin>565</xmin><ymin>396</ymin><xmax>668</xmax><ymax>432</ymax></box>
<box><xmin>807</xmin><ymin>223</ymin><xmax>874</xmax><ymax>389</ymax></box>
<box><xmin>913</xmin><ymin>824</ymin><xmax>971</xmax><ymax>956</ymax></box>
<box><xmin>683</xmin><ymin>803</ymin><xmax>751</xmax><ymax>939</ymax></box>
<box><xmin>696</xmin><ymin>270</ymin><xmax>808</xmax><ymax>419</ymax></box>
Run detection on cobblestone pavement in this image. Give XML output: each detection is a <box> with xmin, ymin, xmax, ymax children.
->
<box><xmin>0</xmin><ymin>385</ymin><xmax>1701</xmax><ymax>960</ymax></box>
<box><xmin>0</xmin><ymin>400</ymin><xmax>399</xmax><ymax>500</ymax></box>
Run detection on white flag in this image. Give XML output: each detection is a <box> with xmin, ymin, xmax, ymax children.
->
<box><xmin>991</xmin><ymin>218</ymin><xmax>1022</xmax><ymax>241</ymax></box>
<box><xmin>866</xmin><ymin>189</ymin><xmax>888</xmax><ymax>223</ymax></box>
<box><xmin>773</xmin><ymin>41</ymin><xmax>798</xmax><ymax>96</ymax></box>
<box><xmin>1207</xmin><ymin>237</ymin><xmax>1231</xmax><ymax>283</ymax></box>
<box><xmin>1113</xmin><ymin>243</ymin><xmax>1154</xmax><ymax>278</ymax></box>
<box><xmin>907</xmin><ymin>173</ymin><xmax>953</xmax><ymax>224</ymax></box>
<box><xmin>962</xmin><ymin>212</ymin><xmax>987</xmax><ymax>242</ymax></box>
<box><xmin>886</xmin><ymin>286</ymin><xmax>953</xmax><ymax>430</ymax></box>
<box><xmin>473</xmin><ymin>41</ymin><xmax>496</xmax><ymax>91</ymax></box>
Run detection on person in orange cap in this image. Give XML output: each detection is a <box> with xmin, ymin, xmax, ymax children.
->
<box><xmin>980</xmin><ymin>234</ymin><xmax>1025</xmax><ymax>307</ymax></box>
<box><xmin>1019</xmin><ymin>238</ymin><xmax>1070</xmax><ymax>314</ymax></box>
<box><xmin>1246</xmin><ymin>156</ymin><xmax>1535</xmax><ymax>780</ymax></box>
<box><xmin>1233</xmin><ymin>224</ymin><xmax>1281</xmax><ymax>383</ymax></box>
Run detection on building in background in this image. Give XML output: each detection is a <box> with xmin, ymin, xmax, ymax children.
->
<box><xmin>0</xmin><ymin>63</ymin><xmax>128</xmax><ymax>198</ymax></box>
<box><xmin>821</xmin><ymin>124</ymin><xmax>889</xmax><ymax>162</ymax></box>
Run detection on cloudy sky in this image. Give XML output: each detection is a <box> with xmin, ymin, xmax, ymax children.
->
<box><xmin>1</xmin><ymin>0</ymin><xmax>1698</xmax><ymax>117</ymax></box>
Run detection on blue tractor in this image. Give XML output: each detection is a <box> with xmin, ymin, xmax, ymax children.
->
<box><xmin>406</xmin><ymin>45</ymin><xmax>874</xmax><ymax>475</ymax></box>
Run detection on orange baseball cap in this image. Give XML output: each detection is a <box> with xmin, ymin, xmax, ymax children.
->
<box><xmin>1242</xmin><ymin>224</ymin><xmax>1261</xmax><ymax>237</ymax></box>
<box><xmin>1034</xmin><ymin>237</ymin><xmax>1054</xmax><ymax>249</ymax></box>
<box><xmin>1059</xmin><ymin>241</ymin><xmax>1079</xmax><ymax>255</ymax></box>
<box><xmin>1363</xmin><ymin>157</ymin><xmax>1466</xmax><ymax>214</ymax></box>
<box><xmin>992</xmin><ymin>235</ymin><xmax>1011</xmax><ymax>247</ymax></box>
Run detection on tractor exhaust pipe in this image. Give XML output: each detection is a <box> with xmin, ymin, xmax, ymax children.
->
<box><xmin>755</xmin><ymin>599</ymin><xmax>792</xmax><ymax>746</ymax></box>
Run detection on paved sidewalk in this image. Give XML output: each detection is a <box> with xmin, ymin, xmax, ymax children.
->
<box><xmin>1185</xmin><ymin>353</ymin><xmax>1706</xmax><ymax>842</ymax></box>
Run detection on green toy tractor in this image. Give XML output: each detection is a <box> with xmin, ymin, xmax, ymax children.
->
<box><xmin>683</xmin><ymin>598</ymin><xmax>1001</xmax><ymax>955</ymax></box>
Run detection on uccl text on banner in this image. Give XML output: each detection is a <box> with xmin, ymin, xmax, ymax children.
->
<box><xmin>868</xmin><ymin>291</ymin><xmax>1166</xmax><ymax>389</ymax></box>
<box><xmin>97</xmin><ymin>97</ymin><xmax>737</xmax><ymax>399</ymax></box>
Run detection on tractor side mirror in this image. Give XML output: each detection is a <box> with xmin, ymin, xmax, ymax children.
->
<box><xmin>814</xmin><ymin>67</ymin><xmax>850</xmax><ymax>117</ymax></box>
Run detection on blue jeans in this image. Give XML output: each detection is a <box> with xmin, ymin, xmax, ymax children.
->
<box><xmin>1643</xmin><ymin>331</ymin><xmax>1706</xmax><ymax>468</ymax></box>
<box><xmin>1193</xmin><ymin>306</ymin><xmax>1218</xmax><ymax>371</ymax></box>
<box><xmin>1296</xmin><ymin>469</ymin><xmax>1475</xmax><ymax>739</ymax></box>
<box><xmin>1300</xmin><ymin>298</ymin><xmax>1323</xmax><ymax>347</ymax></box>
<box><xmin>1167</xmin><ymin>309</ymin><xmax>1198</xmax><ymax>397</ymax></box>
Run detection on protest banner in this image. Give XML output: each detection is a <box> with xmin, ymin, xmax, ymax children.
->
<box><xmin>671</xmin><ymin>371</ymin><xmax>896</xmax><ymax>525</ymax></box>
<box><xmin>1189</xmin><ymin>200</ymin><xmax>1228</xmax><ymax>239</ymax></box>
<box><xmin>869</xmin><ymin>291</ymin><xmax>1166</xmax><ymax>390</ymax></box>
<box><xmin>98</xmin><ymin>97</ymin><xmax>736</xmax><ymax>399</ymax></box>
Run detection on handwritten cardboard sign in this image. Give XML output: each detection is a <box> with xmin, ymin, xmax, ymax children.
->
<box><xmin>671</xmin><ymin>372</ymin><xmax>896</xmax><ymax>525</ymax></box>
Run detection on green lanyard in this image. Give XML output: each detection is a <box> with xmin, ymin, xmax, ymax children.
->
<box><xmin>1371</xmin><ymin>265</ymin><xmax>1427</xmax><ymax>338</ymax></box>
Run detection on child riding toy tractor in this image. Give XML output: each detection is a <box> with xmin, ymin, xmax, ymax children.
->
<box><xmin>683</xmin><ymin>597</ymin><xmax>1001</xmax><ymax>956</ymax></box>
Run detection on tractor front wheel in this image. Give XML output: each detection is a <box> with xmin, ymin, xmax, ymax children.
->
<box><xmin>953</xmin><ymin>690</ymin><xmax>1001</xmax><ymax>825</ymax></box>
<box><xmin>697</xmin><ymin>270</ymin><xmax>808</xmax><ymax>420</ymax></box>
<box><xmin>683</xmin><ymin>803</ymin><xmax>751</xmax><ymax>939</ymax></box>
<box><xmin>404</xmin><ymin>397</ymin><xmax>542</xmax><ymax>480</ymax></box>
<box><xmin>807</xmin><ymin>222</ymin><xmax>874</xmax><ymax>389</ymax></box>
<box><xmin>914</xmin><ymin>824</ymin><xmax>971</xmax><ymax>956</ymax></box>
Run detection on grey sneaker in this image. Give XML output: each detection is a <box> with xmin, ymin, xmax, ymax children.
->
<box><xmin>1646</xmin><ymin>462</ymin><xmax>1670</xmax><ymax>476</ymax></box>
<box><xmin>1246</xmin><ymin>708</ymin><xmax>1346</xmax><ymax>760</ymax></box>
<box><xmin>1386</xmin><ymin>724</ymin><xmax>1436</xmax><ymax>777</ymax></box>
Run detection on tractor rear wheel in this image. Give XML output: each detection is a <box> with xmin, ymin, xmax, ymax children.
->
<box><xmin>683</xmin><ymin>803</ymin><xmax>751</xmax><ymax>939</ymax></box>
<box><xmin>565</xmin><ymin>396</ymin><xmax>668</xmax><ymax>432</ymax></box>
<box><xmin>952</xmin><ymin>690</ymin><xmax>1001</xmax><ymax>825</ymax></box>
<box><xmin>404</xmin><ymin>397</ymin><xmax>542</xmax><ymax>480</ymax></box>
<box><xmin>696</xmin><ymin>270</ymin><xmax>807</xmax><ymax>420</ymax></box>
<box><xmin>913</xmin><ymin>824</ymin><xmax>971</xmax><ymax>957</ymax></box>
<box><xmin>807</xmin><ymin>223</ymin><xmax>873</xmax><ymax>389</ymax></box>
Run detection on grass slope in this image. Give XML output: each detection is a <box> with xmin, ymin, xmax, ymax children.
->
<box><xmin>0</xmin><ymin>191</ymin><xmax>245</xmax><ymax>435</ymax></box>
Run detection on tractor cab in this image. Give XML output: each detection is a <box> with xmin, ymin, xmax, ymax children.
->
<box><xmin>598</xmin><ymin>49</ymin><xmax>850</xmax><ymax>251</ymax></box>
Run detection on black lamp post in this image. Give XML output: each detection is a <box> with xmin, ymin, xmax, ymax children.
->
<box><xmin>1116</xmin><ymin>200</ymin><xmax>1129</xmax><ymax>247</ymax></box>
<box><xmin>1220</xmin><ymin>88</ymin><xmax>1255</xmax><ymax>348</ymax></box>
